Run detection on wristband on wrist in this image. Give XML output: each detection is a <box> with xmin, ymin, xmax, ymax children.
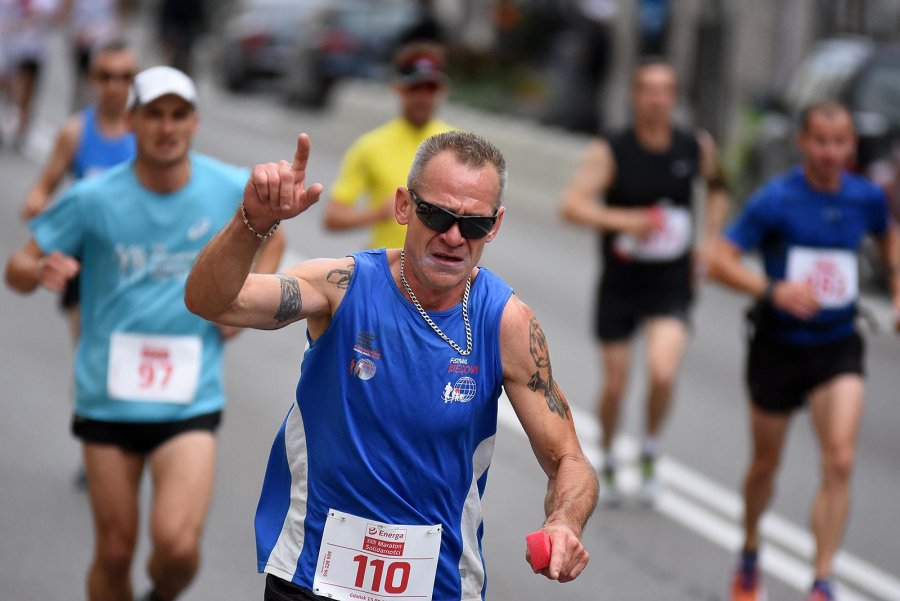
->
<box><xmin>240</xmin><ymin>201</ymin><xmax>281</xmax><ymax>241</ymax></box>
<box><xmin>760</xmin><ymin>280</ymin><xmax>775</xmax><ymax>303</ymax></box>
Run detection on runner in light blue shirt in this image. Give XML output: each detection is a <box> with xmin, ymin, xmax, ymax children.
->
<box><xmin>5</xmin><ymin>65</ymin><xmax>284</xmax><ymax>601</ymax></box>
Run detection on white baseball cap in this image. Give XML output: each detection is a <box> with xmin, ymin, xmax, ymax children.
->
<box><xmin>127</xmin><ymin>66</ymin><xmax>198</xmax><ymax>109</ymax></box>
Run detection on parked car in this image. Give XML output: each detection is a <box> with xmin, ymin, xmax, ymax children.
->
<box><xmin>215</xmin><ymin>0</ymin><xmax>326</xmax><ymax>92</ymax></box>
<box><xmin>281</xmin><ymin>0</ymin><xmax>421</xmax><ymax>107</ymax></box>
<box><xmin>745</xmin><ymin>37</ymin><xmax>900</xmax><ymax>192</ymax></box>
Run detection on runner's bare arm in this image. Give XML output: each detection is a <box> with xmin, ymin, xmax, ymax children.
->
<box><xmin>19</xmin><ymin>117</ymin><xmax>82</xmax><ymax>221</ymax></box>
<box><xmin>501</xmin><ymin>295</ymin><xmax>597</xmax><ymax>583</ymax></box>
<box><xmin>559</xmin><ymin>138</ymin><xmax>656</xmax><ymax>236</ymax></box>
<box><xmin>5</xmin><ymin>239</ymin><xmax>80</xmax><ymax>293</ymax></box>
<box><xmin>697</xmin><ymin>131</ymin><xmax>730</xmax><ymax>244</ymax></box>
<box><xmin>323</xmin><ymin>196</ymin><xmax>395</xmax><ymax>230</ymax></box>
<box><xmin>253</xmin><ymin>227</ymin><xmax>286</xmax><ymax>274</ymax></box>
<box><xmin>708</xmin><ymin>238</ymin><xmax>819</xmax><ymax>319</ymax></box>
<box><xmin>185</xmin><ymin>134</ymin><xmax>329</xmax><ymax>329</ymax></box>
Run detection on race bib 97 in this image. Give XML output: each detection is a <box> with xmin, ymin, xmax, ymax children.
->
<box><xmin>313</xmin><ymin>509</ymin><xmax>442</xmax><ymax>601</ymax></box>
<box><xmin>786</xmin><ymin>247</ymin><xmax>858</xmax><ymax>309</ymax></box>
<box><xmin>107</xmin><ymin>333</ymin><xmax>202</xmax><ymax>403</ymax></box>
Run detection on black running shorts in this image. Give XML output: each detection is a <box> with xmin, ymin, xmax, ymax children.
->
<box><xmin>594</xmin><ymin>287</ymin><xmax>692</xmax><ymax>342</ymax></box>
<box><xmin>264</xmin><ymin>575</ymin><xmax>330</xmax><ymax>601</ymax></box>
<box><xmin>72</xmin><ymin>411</ymin><xmax>222</xmax><ymax>454</ymax></box>
<box><xmin>746</xmin><ymin>332</ymin><xmax>864</xmax><ymax>414</ymax></box>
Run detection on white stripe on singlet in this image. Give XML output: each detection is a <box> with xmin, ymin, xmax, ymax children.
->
<box><xmin>265</xmin><ymin>404</ymin><xmax>311</xmax><ymax>580</ymax></box>
<box><xmin>458</xmin><ymin>434</ymin><xmax>496</xmax><ymax>600</ymax></box>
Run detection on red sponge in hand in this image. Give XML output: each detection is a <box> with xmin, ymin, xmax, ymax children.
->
<box><xmin>526</xmin><ymin>531</ymin><xmax>552</xmax><ymax>571</ymax></box>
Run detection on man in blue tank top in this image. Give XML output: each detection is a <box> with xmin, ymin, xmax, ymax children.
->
<box><xmin>5</xmin><ymin>66</ymin><xmax>284</xmax><ymax>601</ymax></box>
<box><xmin>559</xmin><ymin>58</ymin><xmax>730</xmax><ymax>505</ymax></box>
<box><xmin>186</xmin><ymin>130</ymin><xmax>599</xmax><ymax>601</ymax></box>
<box><xmin>709</xmin><ymin>101</ymin><xmax>900</xmax><ymax>601</ymax></box>
<box><xmin>19</xmin><ymin>38</ymin><xmax>137</xmax><ymax>336</ymax></box>
<box><xmin>19</xmin><ymin>38</ymin><xmax>136</xmax><ymax>220</ymax></box>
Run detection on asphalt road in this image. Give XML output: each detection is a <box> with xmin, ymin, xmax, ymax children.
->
<box><xmin>1</xmin><ymin>26</ymin><xmax>898</xmax><ymax>601</ymax></box>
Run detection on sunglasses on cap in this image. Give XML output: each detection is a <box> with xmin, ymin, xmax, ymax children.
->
<box><xmin>408</xmin><ymin>189</ymin><xmax>497</xmax><ymax>240</ymax></box>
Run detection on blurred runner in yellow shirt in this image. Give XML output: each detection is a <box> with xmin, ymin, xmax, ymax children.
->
<box><xmin>324</xmin><ymin>42</ymin><xmax>455</xmax><ymax>249</ymax></box>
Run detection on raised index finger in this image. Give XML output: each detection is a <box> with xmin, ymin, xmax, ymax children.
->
<box><xmin>291</xmin><ymin>133</ymin><xmax>312</xmax><ymax>175</ymax></box>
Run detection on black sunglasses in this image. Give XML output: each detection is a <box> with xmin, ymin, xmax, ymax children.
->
<box><xmin>408</xmin><ymin>189</ymin><xmax>497</xmax><ymax>240</ymax></box>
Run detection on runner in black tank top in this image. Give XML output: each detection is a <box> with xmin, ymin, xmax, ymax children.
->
<box><xmin>559</xmin><ymin>59</ymin><xmax>730</xmax><ymax>506</ymax></box>
<box><xmin>602</xmin><ymin>126</ymin><xmax>699</xmax><ymax>298</ymax></box>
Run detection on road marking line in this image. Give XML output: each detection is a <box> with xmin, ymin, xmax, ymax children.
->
<box><xmin>496</xmin><ymin>400</ymin><xmax>900</xmax><ymax>601</ymax></box>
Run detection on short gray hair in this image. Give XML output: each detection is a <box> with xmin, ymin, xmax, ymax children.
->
<box><xmin>407</xmin><ymin>131</ymin><xmax>507</xmax><ymax>208</ymax></box>
<box><xmin>89</xmin><ymin>38</ymin><xmax>133</xmax><ymax>68</ymax></box>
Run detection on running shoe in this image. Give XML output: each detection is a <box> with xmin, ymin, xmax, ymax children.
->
<box><xmin>598</xmin><ymin>465</ymin><xmax>622</xmax><ymax>507</ymax></box>
<box><xmin>639</xmin><ymin>453</ymin><xmax>659</xmax><ymax>505</ymax></box>
<box><xmin>136</xmin><ymin>589</ymin><xmax>163</xmax><ymax>601</ymax></box>
<box><xmin>730</xmin><ymin>565</ymin><xmax>766</xmax><ymax>601</ymax></box>
<box><xmin>804</xmin><ymin>580</ymin><xmax>835</xmax><ymax>601</ymax></box>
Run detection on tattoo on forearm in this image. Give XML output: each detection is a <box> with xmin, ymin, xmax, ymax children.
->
<box><xmin>274</xmin><ymin>274</ymin><xmax>302</xmax><ymax>323</ymax></box>
<box><xmin>326</xmin><ymin>262</ymin><xmax>354</xmax><ymax>289</ymax></box>
<box><xmin>526</xmin><ymin>317</ymin><xmax>570</xmax><ymax>420</ymax></box>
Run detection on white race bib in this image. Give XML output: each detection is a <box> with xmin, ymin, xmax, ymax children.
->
<box><xmin>313</xmin><ymin>509</ymin><xmax>442</xmax><ymax>601</ymax></box>
<box><xmin>107</xmin><ymin>333</ymin><xmax>202</xmax><ymax>403</ymax></box>
<box><xmin>614</xmin><ymin>206</ymin><xmax>692</xmax><ymax>261</ymax></box>
<box><xmin>786</xmin><ymin>247</ymin><xmax>858</xmax><ymax>309</ymax></box>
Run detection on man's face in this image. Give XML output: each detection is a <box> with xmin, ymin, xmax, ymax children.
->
<box><xmin>129</xmin><ymin>95</ymin><xmax>198</xmax><ymax>168</ymax></box>
<box><xmin>89</xmin><ymin>50</ymin><xmax>137</xmax><ymax>112</ymax></box>
<box><xmin>798</xmin><ymin>110</ymin><xmax>856</xmax><ymax>181</ymax></box>
<box><xmin>632</xmin><ymin>65</ymin><xmax>678</xmax><ymax>125</ymax></box>
<box><xmin>396</xmin><ymin>152</ymin><xmax>504</xmax><ymax>293</ymax></box>
<box><xmin>397</xmin><ymin>81</ymin><xmax>445</xmax><ymax>128</ymax></box>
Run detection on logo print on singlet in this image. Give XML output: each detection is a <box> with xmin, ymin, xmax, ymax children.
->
<box><xmin>350</xmin><ymin>331</ymin><xmax>381</xmax><ymax>381</ymax></box>
<box><xmin>353</xmin><ymin>330</ymin><xmax>381</xmax><ymax>359</ymax></box>
<box><xmin>442</xmin><ymin>358</ymin><xmax>479</xmax><ymax>403</ymax></box>
<box><xmin>350</xmin><ymin>357</ymin><xmax>377</xmax><ymax>380</ymax></box>
<box><xmin>671</xmin><ymin>159</ymin><xmax>692</xmax><ymax>178</ymax></box>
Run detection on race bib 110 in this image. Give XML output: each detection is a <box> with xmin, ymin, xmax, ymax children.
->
<box><xmin>312</xmin><ymin>509</ymin><xmax>442</xmax><ymax>601</ymax></box>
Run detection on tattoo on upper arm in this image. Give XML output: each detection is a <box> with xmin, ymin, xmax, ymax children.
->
<box><xmin>526</xmin><ymin>317</ymin><xmax>570</xmax><ymax>420</ymax></box>
<box><xmin>326</xmin><ymin>262</ymin><xmax>355</xmax><ymax>290</ymax></box>
<box><xmin>274</xmin><ymin>274</ymin><xmax>302</xmax><ymax>323</ymax></box>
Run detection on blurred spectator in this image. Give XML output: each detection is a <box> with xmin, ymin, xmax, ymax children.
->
<box><xmin>3</xmin><ymin>0</ymin><xmax>60</xmax><ymax>149</ymax></box>
<box><xmin>60</xmin><ymin>0</ymin><xmax>127</xmax><ymax>110</ymax></box>
<box><xmin>158</xmin><ymin>0</ymin><xmax>205</xmax><ymax>75</ymax></box>
<box><xmin>573</xmin><ymin>0</ymin><xmax>615</xmax><ymax>133</ymax></box>
<box><xmin>395</xmin><ymin>0</ymin><xmax>444</xmax><ymax>46</ymax></box>
<box><xmin>542</xmin><ymin>0</ymin><xmax>615</xmax><ymax>134</ymax></box>
<box><xmin>638</xmin><ymin>0</ymin><xmax>670</xmax><ymax>56</ymax></box>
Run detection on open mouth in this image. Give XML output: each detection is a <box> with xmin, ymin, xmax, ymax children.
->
<box><xmin>432</xmin><ymin>252</ymin><xmax>464</xmax><ymax>264</ymax></box>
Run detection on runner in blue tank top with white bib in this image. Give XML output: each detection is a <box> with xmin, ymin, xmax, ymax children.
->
<box><xmin>186</xmin><ymin>130</ymin><xmax>599</xmax><ymax>601</ymax></box>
